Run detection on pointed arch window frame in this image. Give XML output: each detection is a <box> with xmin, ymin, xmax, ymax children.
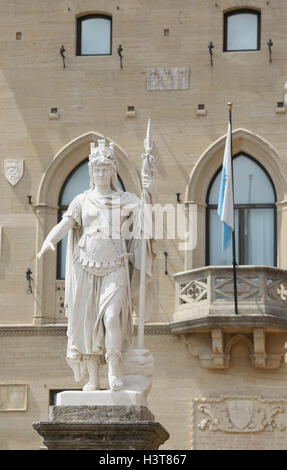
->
<box><xmin>205</xmin><ymin>152</ymin><xmax>277</xmax><ymax>267</ymax></box>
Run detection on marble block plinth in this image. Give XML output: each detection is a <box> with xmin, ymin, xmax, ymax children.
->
<box><xmin>32</xmin><ymin>390</ymin><xmax>169</xmax><ymax>450</ymax></box>
<box><xmin>55</xmin><ymin>389</ymin><xmax>145</xmax><ymax>407</ymax></box>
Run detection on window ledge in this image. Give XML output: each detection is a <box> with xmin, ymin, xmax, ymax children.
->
<box><xmin>276</xmin><ymin>106</ymin><xmax>286</xmax><ymax>114</ymax></box>
<box><xmin>223</xmin><ymin>49</ymin><xmax>260</xmax><ymax>53</ymax></box>
<box><xmin>49</xmin><ymin>112</ymin><xmax>60</xmax><ymax>120</ymax></box>
<box><xmin>196</xmin><ymin>109</ymin><xmax>207</xmax><ymax>117</ymax></box>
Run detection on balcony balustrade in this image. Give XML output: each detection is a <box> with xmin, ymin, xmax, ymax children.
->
<box><xmin>171</xmin><ymin>266</ymin><xmax>287</xmax><ymax>369</ymax></box>
<box><xmin>172</xmin><ymin>265</ymin><xmax>287</xmax><ymax>331</ymax></box>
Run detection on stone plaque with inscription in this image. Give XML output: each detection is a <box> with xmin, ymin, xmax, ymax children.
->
<box><xmin>147</xmin><ymin>67</ymin><xmax>189</xmax><ymax>91</ymax></box>
<box><xmin>0</xmin><ymin>385</ymin><xmax>28</xmax><ymax>411</ymax></box>
<box><xmin>191</xmin><ymin>395</ymin><xmax>287</xmax><ymax>450</ymax></box>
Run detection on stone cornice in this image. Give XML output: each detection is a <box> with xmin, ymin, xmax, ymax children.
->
<box><xmin>0</xmin><ymin>323</ymin><xmax>172</xmax><ymax>337</ymax></box>
<box><xmin>170</xmin><ymin>315</ymin><xmax>287</xmax><ymax>334</ymax></box>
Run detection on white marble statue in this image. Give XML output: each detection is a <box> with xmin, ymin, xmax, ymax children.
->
<box><xmin>38</xmin><ymin>135</ymin><xmax>155</xmax><ymax>394</ymax></box>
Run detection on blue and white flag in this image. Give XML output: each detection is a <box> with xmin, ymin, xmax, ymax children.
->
<box><xmin>217</xmin><ymin>122</ymin><xmax>234</xmax><ymax>250</ymax></box>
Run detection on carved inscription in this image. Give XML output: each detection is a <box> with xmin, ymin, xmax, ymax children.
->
<box><xmin>0</xmin><ymin>385</ymin><xmax>27</xmax><ymax>411</ymax></box>
<box><xmin>147</xmin><ymin>67</ymin><xmax>189</xmax><ymax>90</ymax></box>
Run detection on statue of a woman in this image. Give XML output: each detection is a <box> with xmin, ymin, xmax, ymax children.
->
<box><xmin>38</xmin><ymin>139</ymin><xmax>155</xmax><ymax>392</ymax></box>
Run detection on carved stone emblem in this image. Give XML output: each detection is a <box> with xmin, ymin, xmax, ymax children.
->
<box><xmin>277</xmin><ymin>283</ymin><xmax>287</xmax><ymax>300</ymax></box>
<box><xmin>4</xmin><ymin>159</ymin><xmax>24</xmax><ymax>186</ymax></box>
<box><xmin>227</xmin><ymin>400</ymin><xmax>253</xmax><ymax>430</ymax></box>
<box><xmin>192</xmin><ymin>396</ymin><xmax>287</xmax><ymax>450</ymax></box>
<box><xmin>196</xmin><ymin>396</ymin><xmax>285</xmax><ymax>434</ymax></box>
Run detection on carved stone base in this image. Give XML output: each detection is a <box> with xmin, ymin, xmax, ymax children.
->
<box><xmin>32</xmin><ymin>390</ymin><xmax>169</xmax><ymax>450</ymax></box>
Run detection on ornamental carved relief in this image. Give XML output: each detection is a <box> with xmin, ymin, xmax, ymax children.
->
<box><xmin>178</xmin><ymin>278</ymin><xmax>208</xmax><ymax>305</ymax></box>
<box><xmin>195</xmin><ymin>396</ymin><xmax>285</xmax><ymax>434</ymax></box>
<box><xmin>4</xmin><ymin>159</ymin><xmax>24</xmax><ymax>186</ymax></box>
<box><xmin>191</xmin><ymin>395</ymin><xmax>287</xmax><ymax>450</ymax></box>
<box><xmin>174</xmin><ymin>268</ymin><xmax>287</xmax><ymax>311</ymax></box>
<box><xmin>0</xmin><ymin>384</ymin><xmax>28</xmax><ymax>411</ymax></box>
<box><xmin>183</xmin><ymin>329</ymin><xmax>283</xmax><ymax>370</ymax></box>
<box><xmin>55</xmin><ymin>280</ymin><xmax>66</xmax><ymax>322</ymax></box>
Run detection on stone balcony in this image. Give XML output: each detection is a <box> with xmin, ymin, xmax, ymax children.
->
<box><xmin>171</xmin><ymin>266</ymin><xmax>287</xmax><ymax>369</ymax></box>
<box><xmin>172</xmin><ymin>265</ymin><xmax>287</xmax><ymax>332</ymax></box>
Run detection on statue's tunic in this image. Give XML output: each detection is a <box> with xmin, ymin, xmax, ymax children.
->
<box><xmin>63</xmin><ymin>189</ymin><xmax>153</xmax><ymax>382</ymax></box>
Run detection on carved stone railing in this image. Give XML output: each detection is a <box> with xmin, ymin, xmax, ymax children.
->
<box><xmin>172</xmin><ymin>266</ymin><xmax>287</xmax><ymax>369</ymax></box>
<box><xmin>172</xmin><ymin>266</ymin><xmax>287</xmax><ymax>331</ymax></box>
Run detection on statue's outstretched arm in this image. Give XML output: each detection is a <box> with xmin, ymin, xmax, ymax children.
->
<box><xmin>37</xmin><ymin>217</ymin><xmax>74</xmax><ymax>259</ymax></box>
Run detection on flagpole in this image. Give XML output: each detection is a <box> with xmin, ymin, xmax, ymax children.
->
<box><xmin>227</xmin><ymin>102</ymin><xmax>239</xmax><ymax>315</ymax></box>
<box><xmin>137</xmin><ymin>119</ymin><xmax>153</xmax><ymax>348</ymax></box>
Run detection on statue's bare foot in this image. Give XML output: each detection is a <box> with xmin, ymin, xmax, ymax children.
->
<box><xmin>109</xmin><ymin>375</ymin><xmax>124</xmax><ymax>391</ymax></box>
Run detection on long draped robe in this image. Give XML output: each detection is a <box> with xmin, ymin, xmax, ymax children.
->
<box><xmin>63</xmin><ymin>189</ymin><xmax>154</xmax><ymax>382</ymax></box>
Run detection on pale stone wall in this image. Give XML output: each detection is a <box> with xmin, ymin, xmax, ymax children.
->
<box><xmin>1</xmin><ymin>0</ymin><xmax>287</xmax><ymax>325</ymax></box>
<box><xmin>1</xmin><ymin>0</ymin><xmax>287</xmax><ymax>449</ymax></box>
<box><xmin>1</xmin><ymin>330</ymin><xmax>287</xmax><ymax>450</ymax></box>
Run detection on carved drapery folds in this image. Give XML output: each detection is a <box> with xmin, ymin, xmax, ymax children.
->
<box><xmin>34</xmin><ymin>132</ymin><xmax>140</xmax><ymax>325</ymax></box>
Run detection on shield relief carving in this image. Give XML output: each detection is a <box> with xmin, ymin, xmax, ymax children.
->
<box><xmin>4</xmin><ymin>159</ymin><xmax>24</xmax><ymax>186</ymax></box>
<box><xmin>227</xmin><ymin>400</ymin><xmax>253</xmax><ymax>430</ymax></box>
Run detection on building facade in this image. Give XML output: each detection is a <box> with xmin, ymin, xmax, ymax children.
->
<box><xmin>1</xmin><ymin>0</ymin><xmax>287</xmax><ymax>449</ymax></box>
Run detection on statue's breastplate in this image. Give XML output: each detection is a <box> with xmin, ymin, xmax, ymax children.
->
<box><xmin>74</xmin><ymin>225</ymin><xmax>124</xmax><ymax>276</ymax></box>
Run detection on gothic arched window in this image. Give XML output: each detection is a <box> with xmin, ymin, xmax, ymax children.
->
<box><xmin>224</xmin><ymin>9</ymin><xmax>261</xmax><ymax>52</ymax></box>
<box><xmin>206</xmin><ymin>153</ymin><xmax>276</xmax><ymax>266</ymax></box>
<box><xmin>77</xmin><ymin>14</ymin><xmax>112</xmax><ymax>56</ymax></box>
<box><xmin>57</xmin><ymin>159</ymin><xmax>124</xmax><ymax>279</ymax></box>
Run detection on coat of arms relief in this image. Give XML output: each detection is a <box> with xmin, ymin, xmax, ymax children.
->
<box><xmin>4</xmin><ymin>159</ymin><xmax>24</xmax><ymax>186</ymax></box>
<box><xmin>195</xmin><ymin>396</ymin><xmax>286</xmax><ymax>434</ymax></box>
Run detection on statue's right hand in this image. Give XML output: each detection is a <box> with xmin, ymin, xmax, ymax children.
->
<box><xmin>37</xmin><ymin>241</ymin><xmax>55</xmax><ymax>259</ymax></box>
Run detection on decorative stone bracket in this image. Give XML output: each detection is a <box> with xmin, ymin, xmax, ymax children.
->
<box><xmin>183</xmin><ymin>328</ymin><xmax>283</xmax><ymax>369</ymax></box>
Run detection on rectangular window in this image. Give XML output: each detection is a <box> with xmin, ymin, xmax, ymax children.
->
<box><xmin>243</xmin><ymin>208</ymin><xmax>274</xmax><ymax>265</ymax></box>
<box><xmin>224</xmin><ymin>10</ymin><xmax>261</xmax><ymax>52</ymax></box>
<box><xmin>77</xmin><ymin>15</ymin><xmax>112</xmax><ymax>56</ymax></box>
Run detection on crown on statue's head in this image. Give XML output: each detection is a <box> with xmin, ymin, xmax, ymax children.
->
<box><xmin>89</xmin><ymin>139</ymin><xmax>117</xmax><ymax>169</ymax></box>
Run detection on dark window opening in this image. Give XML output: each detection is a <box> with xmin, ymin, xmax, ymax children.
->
<box><xmin>206</xmin><ymin>153</ymin><xmax>276</xmax><ymax>266</ymax></box>
<box><xmin>77</xmin><ymin>14</ymin><xmax>112</xmax><ymax>56</ymax></box>
<box><xmin>223</xmin><ymin>9</ymin><xmax>261</xmax><ymax>52</ymax></box>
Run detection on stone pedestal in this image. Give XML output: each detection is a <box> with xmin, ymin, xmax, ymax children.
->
<box><xmin>32</xmin><ymin>390</ymin><xmax>169</xmax><ymax>450</ymax></box>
